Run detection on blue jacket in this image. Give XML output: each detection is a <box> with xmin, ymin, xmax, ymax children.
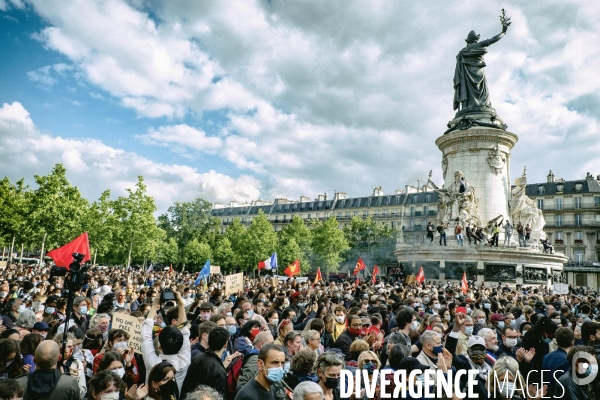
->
<box><xmin>541</xmin><ymin>348</ymin><xmax>569</xmax><ymax>396</ymax></box>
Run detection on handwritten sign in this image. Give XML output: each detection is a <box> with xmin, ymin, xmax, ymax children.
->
<box><xmin>0</xmin><ymin>261</ymin><xmax>6</xmax><ymax>269</ymax></box>
<box><xmin>210</xmin><ymin>265</ymin><xmax>221</xmax><ymax>275</ymax></box>
<box><xmin>224</xmin><ymin>273</ymin><xmax>244</xmax><ymax>296</ymax></box>
<box><xmin>111</xmin><ymin>313</ymin><xmax>143</xmax><ymax>354</ymax></box>
<box><xmin>552</xmin><ymin>283</ymin><xmax>569</xmax><ymax>295</ymax></box>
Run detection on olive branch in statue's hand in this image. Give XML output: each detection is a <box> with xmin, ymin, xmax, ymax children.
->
<box><xmin>499</xmin><ymin>9</ymin><xmax>511</xmax><ymax>28</ymax></box>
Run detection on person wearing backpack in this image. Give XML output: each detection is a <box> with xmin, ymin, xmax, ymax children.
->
<box><xmin>237</xmin><ymin>331</ymin><xmax>274</xmax><ymax>391</ymax></box>
<box><xmin>180</xmin><ymin>327</ymin><xmax>241</xmax><ymax>399</ymax></box>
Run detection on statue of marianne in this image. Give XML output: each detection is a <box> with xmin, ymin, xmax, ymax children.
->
<box><xmin>453</xmin><ymin>12</ymin><xmax>510</xmax><ymax>113</ymax></box>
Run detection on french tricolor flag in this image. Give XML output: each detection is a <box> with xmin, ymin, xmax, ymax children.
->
<box><xmin>258</xmin><ymin>252</ymin><xmax>277</xmax><ymax>270</ymax></box>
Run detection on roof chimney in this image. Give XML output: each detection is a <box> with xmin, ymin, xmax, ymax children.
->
<box><xmin>547</xmin><ymin>170</ymin><xmax>555</xmax><ymax>183</ymax></box>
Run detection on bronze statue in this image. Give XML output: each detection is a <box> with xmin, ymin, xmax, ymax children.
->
<box><xmin>453</xmin><ymin>10</ymin><xmax>511</xmax><ymax>113</ymax></box>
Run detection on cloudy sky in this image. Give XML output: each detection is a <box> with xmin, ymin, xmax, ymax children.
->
<box><xmin>1</xmin><ymin>0</ymin><xmax>599</xmax><ymax>213</ymax></box>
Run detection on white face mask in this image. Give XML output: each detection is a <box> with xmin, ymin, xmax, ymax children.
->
<box><xmin>112</xmin><ymin>341</ymin><xmax>127</xmax><ymax>351</ymax></box>
<box><xmin>412</xmin><ymin>321</ymin><xmax>420</xmax><ymax>330</ymax></box>
<box><xmin>113</xmin><ymin>367</ymin><xmax>126</xmax><ymax>378</ymax></box>
<box><xmin>504</xmin><ymin>338</ymin><xmax>518</xmax><ymax>348</ymax></box>
<box><xmin>477</xmin><ymin>318</ymin><xmax>486</xmax><ymax>325</ymax></box>
<box><xmin>335</xmin><ymin>316</ymin><xmax>345</xmax><ymax>324</ymax></box>
<box><xmin>100</xmin><ymin>392</ymin><xmax>120</xmax><ymax>400</ymax></box>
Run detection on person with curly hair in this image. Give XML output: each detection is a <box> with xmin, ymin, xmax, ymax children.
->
<box><xmin>283</xmin><ymin>349</ymin><xmax>317</xmax><ymax>392</ymax></box>
<box><xmin>87</xmin><ymin>370</ymin><xmax>127</xmax><ymax>400</ymax></box>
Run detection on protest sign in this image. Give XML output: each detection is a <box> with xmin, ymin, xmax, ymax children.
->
<box><xmin>210</xmin><ymin>265</ymin><xmax>221</xmax><ymax>275</ymax></box>
<box><xmin>224</xmin><ymin>273</ymin><xmax>244</xmax><ymax>296</ymax></box>
<box><xmin>111</xmin><ymin>313</ymin><xmax>143</xmax><ymax>354</ymax></box>
<box><xmin>552</xmin><ymin>283</ymin><xmax>569</xmax><ymax>295</ymax></box>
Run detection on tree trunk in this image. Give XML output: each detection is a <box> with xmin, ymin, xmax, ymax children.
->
<box><xmin>2</xmin><ymin>246</ymin><xmax>5</xmax><ymax>261</ymax></box>
<box><xmin>39</xmin><ymin>232</ymin><xmax>47</xmax><ymax>266</ymax></box>
<box><xmin>93</xmin><ymin>249</ymin><xmax>97</xmax><ymax>267</ymax></box>
<box><xmin>127</xmin><ymin>239</ymin><xmax>133</xmax><ymax>268</ymax></box>
<box><xmin>9</xmin><ymin>236</ymin><xmax>15</xmax><ymax>265</ymax></box>
<box><xmin>19</xmin><ymin>244</ymin><xmax>24</xmax><ymax>263</ymax></box>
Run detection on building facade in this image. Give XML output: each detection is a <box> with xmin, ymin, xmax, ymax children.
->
<box><xmin>210</xmin><ymin>172</ymin><xmax>600</xmax><ymax>287</ymax></box>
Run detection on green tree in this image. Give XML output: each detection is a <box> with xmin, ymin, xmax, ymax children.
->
<box><xmin>0</xmin><ymin>178</ymin><xmax>31</xmax><ymax>264</ymax></box>
<box><xmin>224</xmin><ymin>218</ymin><xmax>247</xmax><ymax>268</ymax></box>
<box><xmin>278</xmin><ymin>237</ymin><xmax>309</xmax><ymax>274</ymax></box>
<box><xmin>182</xmin><ymin>238</ymin><xmax>212</xmax><ymax>270</ymax></box>
<box><xmin>212</xmin><ymin>237</ymin><xmax>235</xmax><ymax>272</ymax></box>
<box><xmin>343</xmin><ymin>216</ymin><xmax>397</xmax><ymax>268</ymax></box>
<box><xmin>158</xmin><ymin>198</ymin><xmax>219</xmax><ymax>249</ymax></box>
<box><xmin>112</xmin><ymin>176</ymin><xmax>163</xmax><ymax>267</ymax></box>
<box><xmin>310</xmin><ymin>217</ymin><xmax>349</xmax><ymax>273</ymax></box>
<box><xmin>83</xmin><ymin>190</ymin><xmax>117</xmax><ymax>265</ymax></box>
<box><xmin>28</xmin><ymin>164</ymin><xmax>89</xmax><ymax>264</ymax></box>
<box><xmin>158</xmin><ymin>237</ymin><xmax>180</xmax><ymax>266</ymax></box>
<box><xmin>243</xmin><ymin>210</ymin><xmax>278</xmax><ymax>272</ymax></box>
<box><xmin>278</xmin><ymin>216</ymin><xmax>312</xmax><ymax>272</ymax></box>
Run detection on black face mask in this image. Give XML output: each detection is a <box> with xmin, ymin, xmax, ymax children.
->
<box><xmin>159</xmin><ymin>379</ymin><xmax>179</xmax><ymax>400</ymax></box>
<box><xmin>322</xmin><ymin>375</ymin><xmax>339</xmax><ymax>389</ymax></box>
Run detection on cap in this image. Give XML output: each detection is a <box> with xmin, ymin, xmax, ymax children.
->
<box><xmin>200</xmin><ymin>302</ymin><xmax>213</xmax><ymax>311</ymax></box>
<box><xmin>32</xmin><ymin>321</ymin><xmax>50</xmax><ymax>331</ymax></box>
<box><xmin>468</xmin><ymin>335</ymin><xmax>486</xmax><ymax>348</ymax></box>
<box><xmin>291</xmin><ymin>292</ymin><xmax>302</xmax><ymax>300</ymax></box>
<box><xmin>534</xmin><ymin>300</ymin><xmax>545</xmax><ymax>308</ymax></box>
<box><xmin>456</xmin><ymin>307</ymin><xmax>467</xmax><ymax>315</ymax></box>
<box><xmin>490</xmin><ymin>313</ymin><xmax>505</xmax><ymax>322</ymax></box>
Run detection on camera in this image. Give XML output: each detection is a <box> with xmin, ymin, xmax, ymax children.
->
<box><xmin>161</xmin><ymin>288</ymin><xmax>176</xmax><ymax>302</ymax></box>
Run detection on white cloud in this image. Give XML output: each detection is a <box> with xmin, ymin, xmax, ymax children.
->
<box><xmin>0</xmin><ymin>102</ymin><xmax>261</xmax><ymax>212</ymax></box>
<box><xmin>12</xmin><ymin>0</ymin><xmax>600</xmax><ymax>204</ymax></box>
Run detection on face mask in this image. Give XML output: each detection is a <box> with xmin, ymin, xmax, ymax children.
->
<box><xmin>291</xmin><ymin>317</ymin><xmax>297</xmax><ymax>323</ymax></box>
<box><xmin>413</xmin><ymin>302</ymin><xmax>420</xmax><ymax>307</ymax></box>
<box><xmin>497</xmin><ymin>321</ymin><xmax>505</xmax><ymax>329</ymax></box>
<box><xmin>499</xmin><ymin>382</ymin><xmax>514</xmax><ymax>398</ymax></box>
<box><xmin>159</xmin><ymin>379</ymin><xmax>177</xmax><ymax>399</ymax></box>
<box><xmin>510</xmin><ymin>320</ymin><xmax>516</xmax><ymax>326</ymax></box>
<box><xmin>201</xmin><ymin>313</ymin><xmax>211</xmax><ymax>321</ymax></box>
<box><xmin>483</xmin><ymin>303</ymin><xmax>491</xmax><ymax>309</ymax></box>
<box><xmin>505</xmin><ymin>338</ymin><xmax>518</xmax><ymax>348</ymax></box>
<box><xmin>323</xmin><ymin>376</ymin><xmax>339</xmax><ymax>389</ymax></box>
<box><xmin>100</xmin><ymin>393</ymin><xmax>120</xmax><ymax>400</ymax></box>
<box><xmin>228</xmin><ymin>326</ymin><xmax>237</xmax><ymax>335</ymax></box>
<box><xmin>434</xmin><ymin>303</ymin><xmax>441</xmax><ymax>310</ymax></box>
<box><xmin>79</xmin><ymin>306</ymin><xmax>88</xmax><ymax>314</ymax></box>
<box><xmin>18</xmin><ymin>304</ymin><xmax>26</xmax><ymax>313</ymax></box>
<box><xmin>335</xmin><ymin>316</ymin><xmax>345</xmax><ymax>324</ymax></box>
<box><xmin>266</xmin><ymin>367</ymin><xmax>285</xmax><ymax>383</ymax></box>
<box><xmin>444</xmin><ymin>315</ymin><xmax>451</xmax><ymax>322</ymax></box>
<box><xmin>0</xmin><ymin>292</ymin><xmax>7</xmax><ymax>298</ymax></box>
<box><xmin>113</xmin><ymin>367</ymin><xmax>126</xmax><ymax>378</ymax></box>
<box><xmin>247</xmin><ymin>310</ymin><xmax>254</xmax><ymax>318</ymax></box>
<box><xmin>412</xmin><ymin>321</ymin><xmax>419</xmax><ymax>330</ymax></box>
<box><xmin>477</xmin><ymin>318</ymin><xmax>486</xmax><ymax>325</ymax></box>
<box><xmin>283</xmin><ymin>361</ymin><xmax>290</xmax><ymax>372</ymax></box>
<box><xmin>113</xmin><ymin>341</ymin><xmax>127</xmax><ymax>351</ymax></box>
<box><xmin>431</xmin><ymin>344</ymin><xmax>444</xmax><ymax>355</ymax></box>
<box><xmin>298</xmin><ymin>302</ymin><xmax>307</xmax><ymax>308</ymax></box>
<box><xmin>553</xmin><ymin>319</ymin><xmax>561</xmax><ymax>325</ymax></box>
<box><xmin>271</xmin><ymin>319</ymin><xmax>279</xmax><ymax>326</ymax></box>
<box><xmin>41</xmin><ymin>333</ymin><xmax>47</xmax><ymax>339</ymax></box>
<box><xmin>465</xmin><ymin>327</ymin><xmax>474</xmax><ymax>336</ymax></box>
<box><xmin>45</xmin><ymin>307</ymin><xmax>56</xmax><ymax>314</ymax></box>
<box><xmin>423</xmin><ymin>298</ymin><xmax>430</xmax><ymax>303</ymax></box>
<box><xmin>226</xmin><ymin>312</ymin><xmax>232</xmax><ymax>317</ymax></box>
<box><xmin>159</xmin><ymin>322</ymin><xmax>167</xmax><ymax>328</ymax></box>
<box><xmin>283</xmin><ymin>301</ymin><xmax>290</xmax><ymax>307</ymax></box>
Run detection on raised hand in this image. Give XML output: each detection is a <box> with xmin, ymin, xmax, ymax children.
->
<box><xmin>125</xmin><ymin>347</ymin><xmax>135</xmax><ymax>366</ymax></box>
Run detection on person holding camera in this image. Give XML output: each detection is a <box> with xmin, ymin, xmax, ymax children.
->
<box><xmin>142</xmin><ymin>289</ymin><xmax>191</xmax><ymax>393</ymax></box>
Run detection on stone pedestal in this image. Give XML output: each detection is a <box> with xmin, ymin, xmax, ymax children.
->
<box><xmin>435</xmin><ymin>128</ymin><xmax>518</xmax><ymax>225</ymax></box>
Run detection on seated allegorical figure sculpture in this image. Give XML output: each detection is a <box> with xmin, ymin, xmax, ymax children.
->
<box><xmin>510</xmin><ymin>167</ymin><xmax>546</xmax><ymax>238</ymax></box>
<box><xmin>436</xmin><ymin>170</ymin><xmax>481</xmax><ymax>227</ymax></box>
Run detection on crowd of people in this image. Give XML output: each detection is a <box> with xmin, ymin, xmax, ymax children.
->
<box><xmin>0</xmin><ymin>261</ymin><xmax>597</xmax><ymax>400</ymax></box>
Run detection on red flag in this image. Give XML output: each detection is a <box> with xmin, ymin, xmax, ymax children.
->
<box><xmin>415</xmin><ymin>266</ymin><xmax>425</xmax><ymax>285</ymax></box>
<box><xmin>284</xmin><ymin>260</ymin><xmax>300</xmax><ymax>278</ymax></box>
<box><xmin>314</xmin><ymin>267</ymin><xmax>323</xmax><ymax>283</ymax></box>
<box><xmin>372</xmin><ymin>265</ymin><xmax>379</xmax><ymax>284</ymax></box>
<box><xmin>257</xmin><ymin>261</ymin><xmax>266</xmax><ymax>270</ymax></box>
<box><xmin>46</xmin><ymin>232</ymin><xmax>91</xmax><ymax>270</ymax></box>
<box><xmin>462</xmin><ymin>272</ymin><xmax>469</xmax><ymax>294</ymax></box>
<box><xmin>352</xmin><ymin>258</ymin><xmax>367</xmax><ymax>276</ymax></box>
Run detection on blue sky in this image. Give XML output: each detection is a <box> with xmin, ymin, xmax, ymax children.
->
<box><xmin>1</xmin><ymin>0</ymin><xmax>599</xmax><ymax>213</ymax></box>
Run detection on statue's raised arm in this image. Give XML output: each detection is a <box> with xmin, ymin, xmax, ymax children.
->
<box><xmin>452</xmin><ymin>9</ymin><xmax>511</xmax><ymax>115</ymax></box>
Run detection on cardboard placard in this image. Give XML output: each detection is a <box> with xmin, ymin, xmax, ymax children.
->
<box><xmin>224</xmin><ymin>273</ymin><xmax>244</xmax><ymax>296</ymax></box>
<box><xmin>111</xmin><ymin>313</ymin><xmax>143</xmax><ymax>354</ymax></box>
<box><xmin>552</xmin><ymin>283</ymin><xmax>569</xmax><ymax>295</ymax></box>
<box><xmin>405</xmin><ymin>275</ymin><xmax>416</xmax><ymax>285</ymax></box>
<box><xmin>0</xmin><ymin>261</ymin><xmax>6</xmax><ymax>269</ymax></box>
<box><xmin>210</xmin><ymin>265</ymin><xmax>221</xmax><ymax>275</ymax></box>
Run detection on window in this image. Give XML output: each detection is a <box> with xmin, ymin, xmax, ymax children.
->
<box><xmin>556</xmin><ymin>232</ymin><xmax>563</xmax><ymax>240</ymax></box>
<box><xmin>363</xmin><ymin>211</ymin><xmax>369</xmax><ymax>218</ymax></box>
<box><xmin>575</xmin><ymin>273</ymin><xmax>586</xmax><ymax>286</ymax></box>
<box><xmin>353</xmin><ymin>211</ymin><xmax>358</xmax><ymax>216</ymax></box>
<box><xmin>575</xmin><ymin>183</ymin><xmax>583</xmax><ymax>192</ymax></box>
<box><xmin>410</xmin><ymin>206</ymin><xmax>415</xmax><ymax>216</ymax></box>
<box><xmin>595</xmin><ymin>196</ymin><xmax>600</xmax><ymax>206</ymax></box>
<box><xmin>337</xmin><ymin>212</ymin><xmax>342</xmax><ymax>218</ymax></box>
<box><xmin>410</xmin><ymin>196</ymin><xmax>417</xmax><ymax>203</ymax></box>
<box><xmin>391</xmin><ymin>221</ymin><xmax>396</xmax><ymax>228</ymax></box>
<box><xmin>556</xmin><ymin>215</ymin><xmax>563</xmax><ymax>227</ymax></box>
<box><xmin>373</xmin><ymin>210</ymin><xmax>379</xmax><ymax>217</ymax></box>
<box><xmin>575</xmin><ymin>214</ymin><xmax>582</xmax><ymax>226</ymax></box>
<box><xmin>316</xmin><ymin>213</ymin><xmax>320</xmax><ymax>218</ymax></box>
<box><xmin>383</xmin><ymin>209</ymin><xmax>388</xmax><ymax>217</ymax></box>
<box><xmin>346</xmin><ymin>212</ymin><xmax>350</xmax><ymax>218</ymax></box>
<box><xmin>409</xmin><ymin>220</ymin><xmax>414</xmax><ymax>229</ymax></box>
<box><xmin>537</xmin><ymin>199</ymin><xmax>544</xmax><ymax>210</ymax></box>
<box><xmin>596</xmin><ymin>215</ymin><xmax>600</xmax><ymax>223</ymax></box>
<box><xmin>574</xmin><ymin>250</ymin><xmax>585</xmax><ymax>265</ymax></box>
<box><xmin>537</xmin><ymin>186</ymin><xmax>545</xmax><ymax>195</ymax></box>
<box><xmin>575</xmin><ymin>197</ymin><xmax>582</xmax><ymax>209</ymax></box>
<box><xmin>556</xmin><ymin>184</ymin><xmax>564</xmax><ymax>193</ymax></box>
<box><xmin>425</xmin><ymin>194</ymin><xmax>431</xmax><ymax>202</ymax></box>
<box><xmin>392</xmin><ymin>209</ymin><xmax>397</xmax><ymax>215</ymax></box>
<box><xmin>574</xmin><ymin>231</ymin><xmax>583</xmax><ymax>241</ymax></box>
<box><xmin>424</xmin><ymin>206</ymin><xmax>428</xmax><ymax>215</ymax></box>
<box><xmin>555</xmin><ymin>198</ymin><xmax>563</xmax><ymax>210</ymax></box>
<box><xmin>324</xmin><ymin>213</ymin><xmax>329</xmax><ymax>218</ymax></box>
